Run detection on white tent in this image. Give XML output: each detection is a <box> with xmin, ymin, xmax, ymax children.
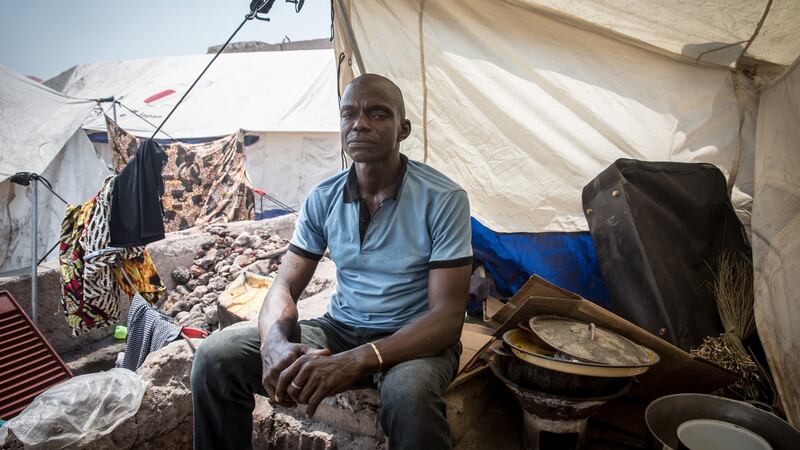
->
<box><xmin>46</xmin><ymin>49</ymin><xmax>343</xmax><ymax>213</ymax></box>
<box><xmin>332</xmin><ymin>0</ymin><xmax>800</xmax><ymax>425</ymax></box>
<box><xmin>0</xmin><ymin>65</ymin><xmax>109</xmax><ymax>274</ymax></box>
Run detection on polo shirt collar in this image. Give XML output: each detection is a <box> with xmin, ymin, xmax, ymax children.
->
<box><xmin>343</xmin><ymin>153</ymin><xmax>408</xmax><ymax>203</ymax></box>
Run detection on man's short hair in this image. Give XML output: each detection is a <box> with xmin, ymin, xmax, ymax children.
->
<box><xmin>346</xmin><ymin>74</ymin><xmax>406</xmax><ymax>120</ymax></box>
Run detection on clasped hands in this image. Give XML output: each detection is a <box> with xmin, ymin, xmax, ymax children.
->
<box><xmin>261</xmin><ymin>341</ymin><xmax>365</xmax><ymax>418</ymax></box>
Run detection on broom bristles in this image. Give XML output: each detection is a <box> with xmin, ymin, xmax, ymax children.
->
<box><xmin>693</xmin><ymin>250</ymin><xmax>769</xmax><ymax>401</ymax></box>
<box><xmin>713</xmin><ymin>250</ymin><xmax>755</xmax><ymax>341</ymax></box>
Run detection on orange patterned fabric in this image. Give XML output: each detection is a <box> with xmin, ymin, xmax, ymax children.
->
<box><xmin>58</xmin><ymin>199</ymin><xmax>99</xmax><ymax>334</ymax></box>
<box><xmin>106</xmin><ymin>116</ymin><xmax>254</xmax><ymax>232</ymax></box>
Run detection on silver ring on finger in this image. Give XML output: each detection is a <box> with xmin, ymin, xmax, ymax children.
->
<box><xmin>290</xmin><ymin>381</ymin><xmax>303</xmax><ymax>390</ymax></box>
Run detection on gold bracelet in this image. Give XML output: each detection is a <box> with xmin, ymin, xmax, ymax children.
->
<box><xmin>368</xmin><ymin>342</ymin><xmax>384</xmax><ymax>373</ymax></box>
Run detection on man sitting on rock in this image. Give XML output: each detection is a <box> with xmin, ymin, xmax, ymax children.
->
<box><xmin>191</xmin><ymin>74</ymin><xmax>473</xmax><ymax>450</ymax></box>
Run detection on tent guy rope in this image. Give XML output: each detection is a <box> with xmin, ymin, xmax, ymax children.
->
<box><xmin>150</xmin><ymin>0</ymin><xmax>275</xmax><ymax>140</ymax></box>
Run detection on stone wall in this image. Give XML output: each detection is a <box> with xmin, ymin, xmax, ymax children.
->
<box><xmin>0</xmin><ymin>216</ymin><xmax>297</xmax><ymax>356</ymax></box>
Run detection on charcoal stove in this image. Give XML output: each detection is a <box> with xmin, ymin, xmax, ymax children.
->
<box><xmin>490</xmin><ymin>356</ymin><xmax>631</xmax><ymax>450</ymax></box>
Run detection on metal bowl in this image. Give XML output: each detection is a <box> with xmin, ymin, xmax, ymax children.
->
<box><xmin>646</xmin><ymin>393</ymin><xmax>800</xmax><ymax>450</ymax></box>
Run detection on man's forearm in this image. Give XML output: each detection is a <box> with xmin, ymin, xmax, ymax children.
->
<box><xmin>258</xmin><ymin>282</ymin><xmax>299</xmax><ymax>348</ymax></box>
<box><xmin>342</xmin><ymin>306</ymin><xmax>464</xmax><ymax>374</ymax></box>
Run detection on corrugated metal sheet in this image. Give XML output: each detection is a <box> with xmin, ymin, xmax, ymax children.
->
<box><xmin>0</xmin><ymin>290</ymin><xmax>72</xmax><ymax>419</ymax></box>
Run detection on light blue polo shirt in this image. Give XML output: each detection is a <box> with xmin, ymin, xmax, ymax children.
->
<box><xmin>289</xmin><ymin>154</ymin><xmax>473</xmax><ymax>331</ymax></box>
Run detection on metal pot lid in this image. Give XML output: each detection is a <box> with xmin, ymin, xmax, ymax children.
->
<box><xmin>502</xmin><ymin>328</ymin><xmax>651</xmax><ymax>377</ymax></box>
<box><xmin>529</xmin><ymin>315</ymin><xmax>655</xmax><ymax>366</ymax></box>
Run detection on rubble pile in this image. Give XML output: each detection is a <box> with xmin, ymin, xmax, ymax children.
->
<box><xmin>160</xmin><ymin>225</ymin><xmax>290</xmax><ymax>330</ymax></box>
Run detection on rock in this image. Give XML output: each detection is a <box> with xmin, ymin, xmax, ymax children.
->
<box><xmin>198</xmin><ymin>272</ymin><xmax>212</xmax><ymax>285</ymax></box>
<box><xmin>297</xmin><ymin>288</ymin><xmax>334</xmax><ymax>321</ymax></box>
<box><xmin>234</xmin><ymin>254</ymin><xmax>256</xmax><ymax>268</ymax></box>
<box><xmin>302</xmin><ymin>277</ymin><xmax>335</xmax><ymax>299</ymax></box>
<box><xmin>190</xmin><ymin>264</ymin><xmax>206</xmax><ymax>277</ymax></box>
<box><xmin>207</xmin><ymin>277</ymin><xmax>228</xmax><ymax>292</ymax></box>
<box><xmin>208</xmin><ymin>225</ymin><xmax>227</xmax><ymax>236</ymax></box>
<box><xmin>177</xmin><ymin>304</ymin><xmax>205</xmax><ymax>327</ymax></box>
<box><xmin>233</xmin><ymin>232</ymin><xmax>262</xmax><ymax>249</ymax></box>
<box><xmin>162</xmin><ymin>291</ymin><xmax>182</xmax><ymax>311</ymax></box>
<box><xmin>167</xmin><ymin>300</ymin><xmax>191</xmax><ymax>317</ymax></box>
<box><xmin>186</xmin><ymin>278</ymin><xmax>200</xmax><ymax>291</ymax></box>
<box><xmin>200</xmin><ymin>238</ymin><xmax>216</xmax><ymax>250</ymax></box>
<box><xmin>133</xmin><ymin>340</ymin><xmax>195</xmax><ymax>446</ymax></box>
<box><xmin>243</xmin><ymin>248</ymin><xmax>254</xmax><ymax>256</ymax></box>
<box><xmin>204</xmin><ymin>305</ymin><xmax>219</xmax><ymax>325</ymax></box>
<box><xmin>68</xmin><ymin>340</ymin><xmax>196</xmax><ymax>449</ymax></box>
<box><xmin>171</xmin><ymin>266</ymin><xmax>191</xmax><ymax>284</ymax></box>
<box><xmin>254</xmin><ymin>245</ymin><xmax>289</xmax><ymax>262</ymax></box>
<box><xmin>189</xmin><ymin>303</ymin><xmax>204</xmax><ymax>316</ymax></box>
<box><xmin>194</xmin><ymin>255</ymin><xmax>215</xmax><ymax>270</ymax></box>
<box><xmin>201</xmin><ymin>292</ymin><xmax>219</xmax><ymax>305</ymax></box>
<box><xmin>224</xmin><ymin>236</ymin><xmax>235</xmax><ymax>246</ymax></box>
<box><xmin>176</xmin><ymin>284</ymin><xmax>190</xmax><ymax>296</ymax></box>
<box><xmin>192</xmin><ymin>285</ymin><xmax>209</xmax><ymax>298</ymax></box>
<box><xmin>244</xmin><ymin>260</ymin><xmax>273</xmax><ymax>276</ymax></box>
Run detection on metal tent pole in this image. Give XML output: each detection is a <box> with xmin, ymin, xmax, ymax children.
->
<box><xmin>334</xmin><ymin>0</ymin><xmax>367</xmax><ymax>75</ymax></box>
<box><xmin>30</xmin><ymin>178</ymin><xmax>38</xmax><ymax>324</ymax></box>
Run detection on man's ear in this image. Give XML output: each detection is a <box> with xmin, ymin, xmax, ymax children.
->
<box><xmin>398</xmin><ymin>119</ymin><xmax>412</xmax><ymax>142</ymax></box>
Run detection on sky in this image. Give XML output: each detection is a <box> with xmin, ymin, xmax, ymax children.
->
<box><xmin>0</xmin><ymin>0</ymin><xmax>333</xmax><ymax>80</ymax></box>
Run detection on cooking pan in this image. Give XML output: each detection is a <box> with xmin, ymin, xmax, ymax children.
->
<box><xmin>646</xmin><ymin>393</ymin><xmax>800</xmax><ymax>450</ymax></box>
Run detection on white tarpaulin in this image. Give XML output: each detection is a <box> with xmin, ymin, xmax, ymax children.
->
<box><xmin>343</xmin><ymin>0</ymin><xmax>757</xmax><ymax>232</ymax></box>
<box><xmin>47</xmin><ymin>50</ymin><xmax>343</xmax><ymax>211</ymax></box>
<box><xmin>47</xmin><ymin>49</ymin><xmax>340</xmax><ymax>137</ymax></box>
<box><xmin>0</xmin><ymin>65</ymin><xmax>109</xmax><ymax>272</ymax></box>
<box><xmin>752</xmin><ymin>60</ymin><xmax>800</xmax><ymax>426</ymax></box>
<box><xmin>0</xmin><ymin>131</ymin><xmax>110</xmax><ymax>273</ymax></box>
<box><xmin>0</xmin><ymin>65</ymin><xmax>95</xmax><ymax>183</ymax></box>
<box><xmin>519</xmin><ymin>0</ymin><xmax>800</xmax><ymax>67</ymax></box>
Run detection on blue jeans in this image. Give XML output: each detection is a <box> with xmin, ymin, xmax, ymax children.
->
<box><xmin>191</xmin><ymin>314</ymin><xmax>461</xmax><ymax>450</ymax></box>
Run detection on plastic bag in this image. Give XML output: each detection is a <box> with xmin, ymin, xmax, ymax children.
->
<box><xmin>0</xmin><ymin>368</ymin><xmax>144</xmax><ymax>449</ymax></box>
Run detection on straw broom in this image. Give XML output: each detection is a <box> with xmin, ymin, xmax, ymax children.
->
<box><xmin>692</xmin><ymin>250</ymin><xmax>768</xmax><ymax>400</ymax></box>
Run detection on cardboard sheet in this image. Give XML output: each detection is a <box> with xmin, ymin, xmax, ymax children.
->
<box><xmin>449</xmin><ymin>323</ymin><xmax>495</xmax><ymax>390</ymax></box>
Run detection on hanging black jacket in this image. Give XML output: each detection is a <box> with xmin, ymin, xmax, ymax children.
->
<box><xmin>110</xmin><ymin>139</ymin><xmax>167</xmax><ymax>247</ymax></box>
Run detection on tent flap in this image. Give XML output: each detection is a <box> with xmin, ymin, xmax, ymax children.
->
<box><xmin>752</xmin><ymin>60</ymin><xmax>800</xmax><ymax>427</ymax></box>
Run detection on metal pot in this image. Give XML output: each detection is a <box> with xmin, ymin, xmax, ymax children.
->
<box><xmin>503</xmin><ymin>351</ymin><xmax>632</xmax><ymax>397</ymax></box>
<box><xmin>646</xmin><ymin>393</ymin><xmax>800</xmax><ymax>450</ymax></box>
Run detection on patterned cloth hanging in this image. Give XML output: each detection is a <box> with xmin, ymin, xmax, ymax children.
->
<box><xmin>106</xmin><ymin>115</ymin><xmax>254</xmax><ymax>232</ymax></box>
<box><xmin>58</xmin><ymin>176</ymin><xmax>165</xmax><ymax>335</ymax></box>
<box><xmin>58</xmin><ymin>199</ymin><xmax>98</xmax><ymax>333</ymax></box>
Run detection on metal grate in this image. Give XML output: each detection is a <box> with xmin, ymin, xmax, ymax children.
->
<box><xmin>0</xmin><ymin>290</ymin><xmax>72</xmax><ymax>419</ymax></box>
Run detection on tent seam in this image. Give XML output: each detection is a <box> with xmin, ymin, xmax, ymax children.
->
<box><xmin>419</xmin><ymin>0</ymin><xmax>429</xmax><ymax>163</ymax></box>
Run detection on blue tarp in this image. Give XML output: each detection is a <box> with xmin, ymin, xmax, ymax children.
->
<box><xmin>256</xmin><ymin>209</ymin><xmax>294</xmax><ymax>220</ymax></box>
<box><xmin>87</xmin><ymin>132</ymin><xmax>260</xmax><ymax>146</ymax></box>
<box><xmin>471</xmin><ymin>218</ymin><xmax>610</xmax><ymax>306</ymax></box>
